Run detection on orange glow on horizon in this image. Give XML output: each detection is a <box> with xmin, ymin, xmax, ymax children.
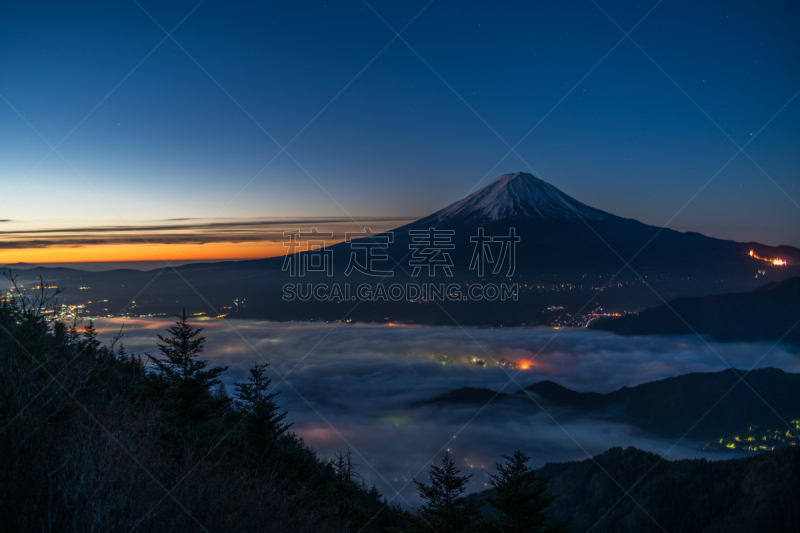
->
<box><xmin>296</xmin><ymin>425</ymin><xmax>339</xmax><ymax>446</ymax></box>
<box><xmin>0</xmin><ymin>240</ymin><xmax>345</xmax><ymax>265</ymax></box>
<box><xmin>0</xmin><ymin>217</ymin><xmax>405</xmax><ymax>267</ymax></box>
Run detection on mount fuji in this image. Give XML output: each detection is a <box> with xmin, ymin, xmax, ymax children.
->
<box><xmin>388</xmin><ymin>172</ymin><xmax>797</xmax><ymax>284</ymax></box>
<box><xmin>11</xmin><ymin>172</ymin><xmax>800</xmax><ymax>325</ymax></box>
<box><xmin>423</xmin><ymin>172</ymin><xmax>607</xmax><ymax>224</ymax></box>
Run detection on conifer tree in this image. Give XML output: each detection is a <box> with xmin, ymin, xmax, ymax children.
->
<box><xmin>80</xmin><ymin>320</ymin><xmax>100</xmax><ymax>355</ymax></box>
<box><xmin>116</xmin><ymin>342</ymin><xmax>128</xmax><ymax>362</ymax></box>
<box><xmin>113</xmin><ymin>342</ymin><xmax>148</xmax><ymax>395</ymax></box>
<box><xmin>331</xmin><ymin>449</ymin><xmax>368</xmax><ymax>525</ymax></box>
<box><xmin>232</xmin><ymin>363</ymin><xmax>327</xmax><ymax>488</ymax></box>
<box><xmin>332</xmin><ymin>449</ymin><xmax>364</xmax><ymax>494</ymax></box>
<box><xmin>406</xmin><ymin>451</ymin><xmax>485</xmax><ymax>533</ymax></box>
<box><xmin>234</xmin><ymin>361</ymin><xmax>289</xmax><ymax>443</ymax></box>
<box><xmin>488</xmin><ymin>450</ymin><xmax>569</xmax><ymax>533</ymax></box>
<box><xmin>148</xmin><ymin>310</ymin><xmax>228</xmax><ymax>421</ymax></box>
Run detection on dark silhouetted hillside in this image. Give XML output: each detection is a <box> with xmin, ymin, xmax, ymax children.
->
<box><xmin>539</xmin><ymin>446</ymin><xmax>800</xmax><ymax>532</ymax></box>
<box><xmin>472</xmin><ymin>446</ymin><xmax>800</xmax><ymax>532</ymax></box>
<box><xmin>427</xmin><ymin>368</ymin><xmax>800</xmax><ymax>443</ymax></box>
<box><xmin>591</xmin><ymin>277</ymin><xmax>800</xmax><ymax>345</ymax></box>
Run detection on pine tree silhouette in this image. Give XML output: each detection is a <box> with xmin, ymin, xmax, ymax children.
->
<box><xmin>488</xmin><ymin>450</ymin><xmax>569</xmax><ymax>533</ymax></box>
<box><xmin>80</xmin><ymin>320</ymin><xmax>100</xmax><ymax>355</ymax></box>
<box><xmin>405</xmin><ymin>451</ymin><xmax>484</xmax><ymax>533</ymax></box>
<box><xmin>148</xmin><ymin>310</ymin><xmax>228</xmax><ymax>422</ymax></box>
<box><xmin>234</xmin><ymin>361</ymin><xmax>289</xmax><ymax>440</ymax></box>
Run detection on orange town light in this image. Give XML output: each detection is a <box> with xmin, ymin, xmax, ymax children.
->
<box><xmin>749</xmin><ymin>250</ymin><xmax>787</xmax><ymax>266</ymax></box>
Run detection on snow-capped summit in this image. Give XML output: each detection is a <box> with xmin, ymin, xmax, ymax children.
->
<box><xmin>429</xmin><ymin>172</ymin><xmax>607</xmax><ymax>223</ymax></box>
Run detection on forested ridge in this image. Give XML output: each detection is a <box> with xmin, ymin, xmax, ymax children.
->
<box><xmin>0</xmin><ymin>279</ymin><xmax>567</xmax><ymax>532</ymax></box>
<box><xmin>0</xmin><ymin>279</ymin><xmax>402</xmax><ymax>532</ymax></box>
<box><xmin>537</xmin><ymin>446</ymin><xmax>800</xmax><ymax>532</ymax></box>
<box><xmin>2</xmin><ymin>278</ymin><xmax>798</xmax><ymax>532</ymax></box>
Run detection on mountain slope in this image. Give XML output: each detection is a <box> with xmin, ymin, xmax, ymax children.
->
<box><xmin>426</xmin><ymin>368</ymin><xmax>800</xmax><ymax>442</ymax></box>
<box><xmin>475</xmin><ymin>446</ymin><xmax>800</xmax><ymax>533</ymax></box>
<box><xmin>421</xmin><ymin>172</ymin><xmax>608</xmax><ymax>223</ymax></box>
<box><xmin>389</xmin><ymin>172</ymin><xmax>798</xmax><ymax>287</ymax></box>
<box><xmin>10</xmin><ymin>172</ymin><xmax>800</xmax><ymax>324</ymax></box>
<box><xmin>590</xmin><ymin>276</ymin><xmax>800</xmax><ymax>345</ymax></box>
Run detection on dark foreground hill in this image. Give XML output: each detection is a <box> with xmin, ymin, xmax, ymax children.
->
<box><xmin>475</xmin><ymin>446</ymin><xmax>800</xmax><ymax>533</ymax></box>
<box><xmin>0</xmin><ymin>291</ymin><xmax>407</xmax><ymax>532</ymax></box>
<box><xmin>3</xmin><ymin>283</ymin><xmax>799</xmax><ymax>531</ymax></box>
<box><xmin>427</xmin><ymin>368</ymin><xmax>800</xmax><ymax>444</ymax></box>
<box><xmin>590</xmin><ymin>277</ymin><xmax>800</xmax><ymax>346</ymax></box>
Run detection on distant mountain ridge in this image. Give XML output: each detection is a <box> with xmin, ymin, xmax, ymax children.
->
<box><xmin>591</xmin><ymin>276</ymin><xmax>800</xmax><ymax>345</ymax></box>
<box><xmin>1</xmin><ymin>262</ymin><xmax>41</xmax><ymax>269</ymax></box>
<box><xmin>425</xmin><ymin>367</ymin><xmax>800</xmax><ymax>442</ymax></box>
<box><xmin>7</xmin><ymin>172</ymin><xmax>800</xmax><ymax>324</ymax></box>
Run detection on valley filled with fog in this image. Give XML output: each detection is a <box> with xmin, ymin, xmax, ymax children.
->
<box><xmin>93</xmin><ymin>318</ymin><xmax>800</xmax><ymax>504</ymax></box>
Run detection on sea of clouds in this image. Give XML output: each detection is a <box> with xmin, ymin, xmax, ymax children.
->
<box><xmin>91</xmin><ymin>317</ymin><xmax>800</xmax><ymax>505</ymax></box>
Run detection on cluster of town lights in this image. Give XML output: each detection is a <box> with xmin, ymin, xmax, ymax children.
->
<box><xmin>749</xmin><ymin>250</ymin><xmax>787</xmax><ymax>266</ymax></box>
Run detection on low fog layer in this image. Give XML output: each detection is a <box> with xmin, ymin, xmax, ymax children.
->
<box><xmin>92</xmin><ymin>318</ymin><xmax>800</xmax><ymax>505</ymax></box>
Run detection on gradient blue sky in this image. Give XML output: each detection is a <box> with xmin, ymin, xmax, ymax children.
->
<box><xmin>1</xmin><ymin>0</ymin><xmax>799</xmax><ymax>262</ymax></box>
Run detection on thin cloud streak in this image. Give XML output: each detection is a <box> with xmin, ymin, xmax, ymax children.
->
<box><xmin>0</xmin><ymin>216</ymin><xmax>414</xmax><ymax>248</ymax></box>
